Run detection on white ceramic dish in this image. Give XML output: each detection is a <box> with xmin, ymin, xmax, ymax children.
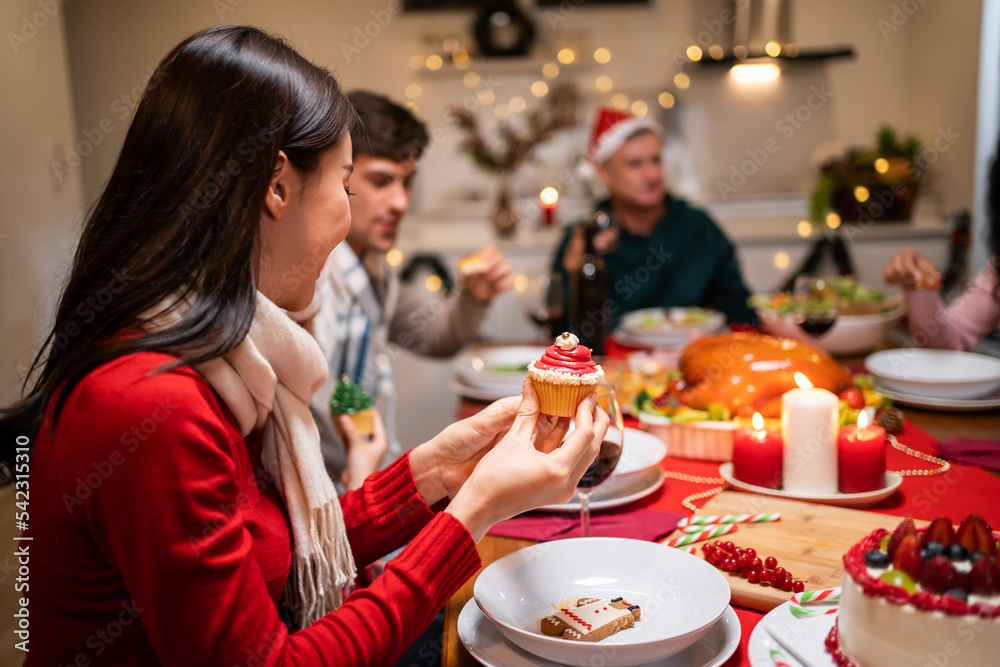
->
<box><xmin>599</xmin><ymin>427</ymin><xmax>667</xmax><ymax>490</ymax></box>
<box><xmin>454</xmin><ymin>346</ymin><xmax>545</xmax><ymax>390</ymax></box>
<box><xmin>875</xmin><ymin>383</ymin><xmax>1000</xmax><ymax>412</ymax></box>
<box><xmin>452</xmin><ymin>379</ymin><xmax>521</xmax><ymax>402</ymax></box>
<box><xmin>638</xmin><ymin>413</ymin><xmax>735</xmax><ymax>462</ymax></box>
<box><xmin>758</xmin><ymin>304</ymin><xmax>905</xmax><ymax>357</ymax></box>
<box><xmin>747</xmin><ymin>601</ymin><xmax>836</xmax><ymax>667</ymax></box>
<box><xmin>615</xmin><ymin>308</ymin><xmax>727</xmax><ymax>349</ymax></box>
<box><xmin>865</xmin><ymin>348</ymin><xmax>1000</xmax><ymax>400</ymax></box>
<box><xmin>719</xmin><ymin>464</ymin><xmax>902</xmax><ymax>508</ymax></box>
<box><xmin>459</xmin><ymin>599</ymin><xmax>741</xmax><ymax>667</ymax></box>
<box><xmin>538</xmin><ymin>467</ymin><xmax>665</xmax><ymax>513</ymax></box>
<box><xmin>473</xmin><ymin>538</ymin><xmax>731</xmax><ymax>666</ymax></box>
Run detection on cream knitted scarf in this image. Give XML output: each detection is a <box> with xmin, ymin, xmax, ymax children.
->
<box><xmin>151</xmin><ymin>292</ymin><xmax>356</xmax><ymax>627</ymax></box>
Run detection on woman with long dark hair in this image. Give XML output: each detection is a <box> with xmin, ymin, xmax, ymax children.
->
<box><xmin>884</xmin><ymin>142</ymin><xmax>1000</xmax><ymax>349</ymax></box>
<box><xmin>0</xmin><ymin>25</ymin><xmax>607</xmax><ymax>665</ymax></box>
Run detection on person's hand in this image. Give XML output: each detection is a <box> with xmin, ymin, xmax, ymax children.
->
<box><xmin>463</xmin><ymin>245</ymin><xmax>513</xmax><ymax>304</ymax></box>
<box><xmin>883</xmin><ymin>247</ymin><xmax>941</xmax><ymax>290</ymax></box>
<box><xmin>444</xmin><ymin>381</ymin><xmax>610</xmax><ymax>542</ymax></box>
<box><xmin>339</xmin><ymin>410</ymin><xmax>388</xmax><ymax>491</ymax></box>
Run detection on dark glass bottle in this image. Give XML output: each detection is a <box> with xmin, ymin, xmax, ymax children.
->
<box><xmin>941</xmin><ymin>207</ymin><xmax>971</xmax><ymax>298</ymax></box>
<box><xmin>567</xmin><ymin>211</ymin><xmax>611</xmax><ymax>355</ymax></box>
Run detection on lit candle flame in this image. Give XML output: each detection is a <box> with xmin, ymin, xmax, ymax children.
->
<box><xmin>794</xmin><ymin>372</ymin><xmax>813</xmax><ymax>389</ymax></box>
<box><xmin>857</xmin><ymin>410</ymin><xmax>869</xmax><ymax>429</ymax></box>
<box><xmin>752</xmin><ymin>412</ymin><xmax>764</xmax><ymax>431</ymax></box>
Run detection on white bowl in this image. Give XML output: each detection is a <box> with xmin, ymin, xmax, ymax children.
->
<box><xmin>617</xmin><ymin>308</ymin><xmax>727</xmax><ymax>348</ymax></box>
<box><xmin>473</xmin><ymin>538</ymin><xmax>731</xmax><ymax>666</ymax></box>
<box><xmin>865</xmin><ymin>349</ymin><xmax>1000</xmax><ymax>399</ymax></box>
<box><xmin>596</xmin><ymin>427</ymin><xmax>667</xmax><ymax>496</ymax></box>
<box><xmin>757</xmin><ymin>304</ymin><xmax>905</xmax><ymax>356</ymax></box>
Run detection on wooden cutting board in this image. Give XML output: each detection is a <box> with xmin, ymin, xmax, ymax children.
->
<box><xmin>668</xmin><ymin>491</ymin><xmax>928</xmax><ymax>612</ymax></box>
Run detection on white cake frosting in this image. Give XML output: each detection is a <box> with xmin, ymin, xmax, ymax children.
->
<box><xmin>839</xmin><ymin>569</ymin><xmax>1000</xmax><ymax>666</ymax></box>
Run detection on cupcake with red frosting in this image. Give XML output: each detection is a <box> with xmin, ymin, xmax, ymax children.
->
<box><xmin>528</xmin><ymin>332</ymin><xmax>605</xmax><ymax>417</ymax></box>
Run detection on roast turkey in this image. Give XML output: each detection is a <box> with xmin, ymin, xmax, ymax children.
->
<box><xmin>677</xmin><ymin>333</ymin><xmax>853</xmax><ymax>418</ymax></box>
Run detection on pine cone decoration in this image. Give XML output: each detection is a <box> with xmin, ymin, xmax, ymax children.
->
<box><xmin>876</xmin><ymin>406</ymin><xmax>904</xmax><ymax>433</ymax></box>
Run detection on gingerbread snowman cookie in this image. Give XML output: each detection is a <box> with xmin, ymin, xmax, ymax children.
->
<box><xmin>540</xmin><ymin>595</ymin><xmax>641</xmax><ymax>642</ymax></box>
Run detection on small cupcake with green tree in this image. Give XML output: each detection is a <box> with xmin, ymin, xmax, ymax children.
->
<box><xmin>330</xmin><ymin>375</ymin><xmax>374</xmax><ymax>445</ymax></box>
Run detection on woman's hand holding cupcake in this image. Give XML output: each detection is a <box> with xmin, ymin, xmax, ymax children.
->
<box><xmin>439</xmin><ymin>380</ymin><xmax>609</xmax><ymax>543</ymax></box>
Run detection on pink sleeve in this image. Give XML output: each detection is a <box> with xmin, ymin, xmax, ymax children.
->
<box><xmin>904</xmin><ymin>264</ymin><xmax>1000</xmax><ymax>351</ymax></box>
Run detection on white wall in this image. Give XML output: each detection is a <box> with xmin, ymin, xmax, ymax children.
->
<box><xmin>0</xmin><ymin>4</ymin><xmax>86</xmax><ymax>663</ymax></box>
<box><xmin>1</xmin><ymin>2</ymin><xmax>86</xmax><ymax>404</ymax></box>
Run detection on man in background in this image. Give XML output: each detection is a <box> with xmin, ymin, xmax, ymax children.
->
<box><xmin>299</xmin><ymin>91</ymin><xmax>512</xmax><ymax>490</ymax></box>
<box><xmin>551</xmin><ymin>107</ymin><xmax>755</xmax><ymax>336</ymax></box>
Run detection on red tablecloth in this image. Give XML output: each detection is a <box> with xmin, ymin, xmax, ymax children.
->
<box><xmin>624</xmin><ymin>418</ymin><xmax>1000</xmax><ymax>667</ymax></box>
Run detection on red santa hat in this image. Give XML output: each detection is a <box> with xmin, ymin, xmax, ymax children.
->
<box><xmin>586</xmin><ymin>107</ymin><xmax>663</xmax><ymax>166</ymax></box>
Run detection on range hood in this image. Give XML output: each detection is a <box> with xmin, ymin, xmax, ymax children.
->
<box><xmin>695</xmin><ymin>0</ymin><xmax>854</xmax><ymax>67</ymax></box>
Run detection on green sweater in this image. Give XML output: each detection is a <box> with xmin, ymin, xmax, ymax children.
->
<box><xmin>551</xmin><ymin>195</ymin><xmax>756</xmax><ymax>333</ymax></box>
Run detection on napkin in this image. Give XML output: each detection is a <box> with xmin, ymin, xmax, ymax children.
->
<box><xmin>936</xmin><ymin>438</ymin><xmax>1000</xmax><ymax>472</ymax></box>
<box><xmin>488</xmin><ymin>507</ymin><xmax>685</xmax><ymax>542</ymax></box>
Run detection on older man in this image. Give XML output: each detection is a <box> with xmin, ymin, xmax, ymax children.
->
<box><xmin>551</xmin><ymin>108</ymin><xmax>755</xmax><ymax>343</ymax></box>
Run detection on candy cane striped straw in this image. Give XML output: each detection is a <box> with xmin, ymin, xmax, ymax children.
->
<box><xmin>671</xmin><ymin>545</ymin><xmax>698</xmax><ymax>555</ymax></box>
<box><xmin>790</xmin><ymin>602</ymin><xmax>838</xmax><ymax>618</ymax></box>
<box><xmin>677</xmin><ymin>512</ymin><xmax>782</xmax><ymax>528</ymax></box>
<box><xmin>792</xmin><ymin>587</ymin><xmax>842</xmax><ymax>606</ymax></box>
<box><xmin>769</xmin><ymin>648</ymin><xmax>793</xmax><ymax>667</ymax></box>
<box><xmin>662</xmin><ymin>523</ymin><xmax>738</xmax><ymax>547</ymax></box>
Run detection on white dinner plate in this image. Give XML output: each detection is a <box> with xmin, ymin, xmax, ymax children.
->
<box><xmin>874</xmin><ymin>383</ymin><xmax>1000</xmax><ymax>412</ymax></box>
<box><xmin>719</xmin><ymin>463</ymin><xmax>902</xmax><ymax>508</ymax></box>
<box><xmin>747</xmin><ymin>601</ymin><xmax>836</xmax><ymax>667</ymax></box>
<box><xmin>538</xmin><ymin>467</ymin><xmax>665</xmax><ymax>513</ymax></box>
<box><xmin>610</xmin><ymin>327</ymin><xmax>727</xmax><ymax>350</ymax></box>
<box><xmin>459</xmin><ymin>599</ymin><xmax>741</xmax><ymax>667</ymax></box>
<box><xmin>454</xmin><ymin>346</ymin><xmax>545</xmax><ymax>388</ymax></box>
<box><xmin>452</xmin><ymin>379</ymin><xmax>523</xmax><ymax>402</ymax></box>
<box><xmin>865</xmin><ymin>349</ymin><xmax>1000</xmax><ymax>400</ymax></box>
<box><xmin>473</xmin><ymin>538</ymin><xmax>732</xmax><ymax>666</ymax></box>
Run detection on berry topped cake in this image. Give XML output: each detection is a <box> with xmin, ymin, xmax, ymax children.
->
<box><xmin>528</xmin><ymin>332</ymin><xmax>604</xmax><ymax>418</ymax></box>
<box><xmin>829</xmin><ymin>514</ymin><xmax>1000</xmax><ymax>666</ymax></box>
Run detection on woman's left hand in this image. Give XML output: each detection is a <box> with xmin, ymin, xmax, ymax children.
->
<box><xmin>409</xmin><ymin>386</ymin><xmax>571</xmax><ymax>504</ymax></box>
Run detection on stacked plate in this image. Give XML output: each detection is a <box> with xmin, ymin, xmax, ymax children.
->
<box><xmin>453</xmin><ymin>345</ymin><xmax>545</xmax><ymax>401</ymax></box>
<box><xmin>466</xmin><ymin>538</ymin><xmax>738</xmax><ymax>666</ymax></box>
<box><xmin>865</xmin><ymin>349</ymin><xmax>1000</xmax><ymax>409</ymax></box>
<box><xmin>612</xmin><ymin>308</ymin><xmax>727</xmax><ymax>349</ymax></box>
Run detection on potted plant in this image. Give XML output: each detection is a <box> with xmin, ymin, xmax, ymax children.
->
<box><xmin>449</xmin><ymin>105</ymin><xmax>566</xmax><ymax>236</ymax></box>
<box><xmin>810</xmin><ymin>125</ymin><xmax>923</xmax><ymax>224</ymax></box>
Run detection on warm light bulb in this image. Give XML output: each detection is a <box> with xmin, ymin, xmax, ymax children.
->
<box><xmin>593</xmin><ymin>47</ymin><xmax>611</xmax><ymax>64</ymax></box>
<box><xmin>386</xmin><ymin>249</ymin><xmax>404</xmax><ymax>267</ymax></box>
<box><xmin>826</xmin><ymin>212</ymin><xmax>842</xmax><ymax>229</ymax></box>
<box><xmin>874</xmin><ymin>158</ymin><xmax>890</xmax><ymax>174</ymax></box>
<box><xmin>686</xmin><ymin>45</ymin><xmax>703</xmax><ymax>61</ymax></box>
<box><xmin>729</xmin><ymin>63</ymin><xmax>781</xmax><ymax>84</ymax></box>
<box><xmin>509</xmin><ymin>96</ymin><xmax>527</xmax><ymax>113</ymax></box>
<box><xmin>854</xmin><ymin>186</ymin><xmax>870</xmax><ymax>202</ymax></box>
<box><xmin>658</xmin><ymin>91</ymin><xmax>675</xmax><ymax>109</ymax></box>
<box><xmin>530</xmin><ymin>80</ymin><xmax>549</xmax><ymax>97</ymax></box>
<box><xmin>752</xmin><ymin>412</ymin><xmax>765</xmax><ymax>430</ymax></box>
<box><xmin>425</xmin><ymin>274</ymin><xmax>443</xmax><ymax>292</ymax></box>
<box><xmin>595</xmin><ymin>75</ymin><xmax>613</xmax><ymax>92</ymax></box>
<box><xmin>540</xmin><ymin>186</ymin><xmax>559</xmax><ymax>206</ymax></box>
<box><xmin>425</xmin><ymin>54</ymin><xmax>443</xmax><ymax>70</ymax></box>
<box><xmin>557</xmin><ymin>48</ymin><xmax>575</xmax><ymax>64</ymax></box>
<box><xmin>542</xmin><ymin>62</ymin><xmax>560</xmax><ymax>79</ymax></box>
<box><xmin>674</xmin><ymin>72</ymin><xmax>691</xmax><ymax>90</ymax></box>
<box><xmin>765</xmin><ymin>41</ymin><xmax>782</xmax><ymax>57</ymax></box>
<box><xmin>513</xmin><ymin>274</ymin><xmax>529</xmax><ymax>293</ymax></box>
<box><xmin>794</xmin><ymin>372</ymin><xmax>813</xmax><ymax>389</ymax></box>
<box><xmin>796</xmin><ymin>220</ymin><xmax>812</xmax><ymax>238</ymax></box>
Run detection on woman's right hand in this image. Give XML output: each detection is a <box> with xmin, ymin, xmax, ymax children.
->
<box><xmin>883</xmin><ymin>247</ymin><xmax>941</xmax><ymax>290</ymax></box>
<box><xmin>445</xmin><ymin>382</ymin><xmax>609</xmax><ymax>542</ymax></box>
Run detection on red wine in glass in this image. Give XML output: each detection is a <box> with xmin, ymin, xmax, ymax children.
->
<box><xmin>794</xmin><ymin>313</ymin><xmax>837</xmax><ymax>337</ymax></box>
<box><xmin>577</xmin><ymin>440</ymin><xmax>623</xmax><ymax>489</ymax></box>
<box><xmin>527</xmin><ymin>305</ymin><xmax>564</xmax><ymax>329</ymax></box>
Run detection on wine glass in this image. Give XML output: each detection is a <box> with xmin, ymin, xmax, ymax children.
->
<box><xmin>520</xmin><ymin>271</ymin><xmax>564</xmax><ymax>337</ymax></box>
<box><xmin>792</xmin><ymin>275</ymin><xmax>839</xmax><ymax>340</ymax></box>
<box><xmin>576</xmin><ymin>384</ymin><xmax>624</xmax><ymax>538</ymax></box>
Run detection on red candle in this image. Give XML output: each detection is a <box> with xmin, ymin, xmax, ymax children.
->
<box><xmin>539</xmin><ymin>187</ymin><xmax>558</xmax><ymax>227</ymax></box>
<box><xmin>837</xmin><ymin>411</ymin><xmax>886</xmax><ymax>493</ymax></box>
<box><xmin>732</xmin><ymin>413</ymin><xmax>784</xmax><ymax>489</ymax></box>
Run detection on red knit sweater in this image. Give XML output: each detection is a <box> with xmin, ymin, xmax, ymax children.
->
<box><xmin>24</xmin><ymin>352</ymin><xmax>480</xmax><ymax>666</ymax></box>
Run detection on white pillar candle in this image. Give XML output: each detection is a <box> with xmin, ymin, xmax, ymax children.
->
<box><xmin>781</xmin><ymin>375</ymin><xmax>839</xmax><ymax>494</ymax></box>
